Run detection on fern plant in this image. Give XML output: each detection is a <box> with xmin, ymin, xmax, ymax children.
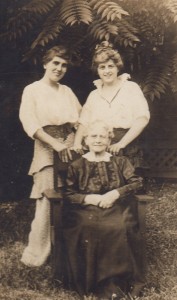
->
<box><xmin>0</xmin><ymin>0</ymin><xmax>177</xmax><ymax>101</ymax></box>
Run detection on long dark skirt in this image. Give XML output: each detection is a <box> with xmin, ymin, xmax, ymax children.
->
<box><xmin>61</xmin><ymin>196</ymin><xmax>144</xmax><ymax>297</ymax></box>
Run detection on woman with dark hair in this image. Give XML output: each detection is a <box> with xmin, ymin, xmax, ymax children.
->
<box><xmin>74</xmin><ymin>41</ymin><xmax>150</xmax><ymax>169</ymax></box>
<box><xmin>19</xmin><ymin>45</ymin><xmax>81</xmax><ymax>267</ymax></box>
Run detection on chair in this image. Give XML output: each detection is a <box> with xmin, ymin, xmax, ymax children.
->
<box><xmin>43</xmin><ymin>150</ymin><xmax>154</xmax><ymax>279</ymax></box>
<box><xmin>43</xmin><ymin>150</ymin><xmax>80</xmax><ymax>278</ymax></box>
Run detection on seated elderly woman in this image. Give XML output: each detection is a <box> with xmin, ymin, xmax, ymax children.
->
<box><xmin>61</xmin><ymin>120</ymin><xmax>145</xmax><ymax>300</ymax></box>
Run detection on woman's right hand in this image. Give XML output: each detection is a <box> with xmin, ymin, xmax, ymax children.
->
<box><xmin>84</xmin><ymin>194</ymin><xmax>102</xmax><ymax>206</ymax></box>
<box><xmin>52</xmin><ymin>141</ymin><xmax>72</xmax><ymax>162</ymax></box>
<box><xmin>108</xmin><ymin>142</ymin><xmax>125</xmax><ymax>155</ymax></box>
<box><xmin>58</xmin><ymin>148</ymin><xmax>73</xmax><ymax>162</ymax></box>
<box><xmin>34</xmin><ymin>129</ymin><xmax>73</xmax><ymax>162</ymax></box>
<box><xmin>52</xmin><ymin>141</ymin><xmax>67</xmax><ymax>153</ymax></box>
<box><xmin>71</xmin><ymin>144</ymin><xmax>84</xmax><ymax>155</ymax></box>
<box><xmin>98</xmin><ymin>190</ymin><xmax>120</xmax><ymax>208</ymax></box>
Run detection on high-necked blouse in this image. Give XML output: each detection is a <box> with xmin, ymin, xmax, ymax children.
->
<box><xmin>66</xmin><ymin>154</ymin><xmax>143</xmax><ymax>205</ymax></box>
<box><xmin>19</xmin><ymin>80</ymin><xmax>81</xmax><ymax>139</ymax></box>
<box><xmin>19</xmin><ymin>80</ymin><xmax>82</xmax><ymax>174</ymax></box>
<box><xmin>79</xmin><ymin>75</ymin><xmax>150</xmax><ymax>129</ymax></box>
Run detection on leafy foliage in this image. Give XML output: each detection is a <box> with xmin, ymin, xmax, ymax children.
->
<box><xmin>0</xmin><ymin>0</ymin><xmax>177</xmax><ymax>101</ymax></box>
<box><xmin>90</xmin><ymin>0</ymin><xmax>129</xmax><ymax>21</ymax></box>
<box><xmin>31</xmin><ymin>9</ymin><xmax>63</xmax><ymax>49</ymax></box>
<box><xmin>89</xmin><ymin>19</ymin><xmax>118</xmax><ymax>41</ymax></box>
<box><xmin>142</xmin><ymin>54</ymin><xmax>172</xmax><ymax>101</ymax></box>
<box><xmin>60</xmin><ymin>0</ymin><xmax>92</xmax><ymax>25</ymax></box>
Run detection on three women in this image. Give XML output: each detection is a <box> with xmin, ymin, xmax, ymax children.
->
<box><xmin>19</xmin><ymin>41</ymin><xmax>150</xmax><ymax>297</ymax></box>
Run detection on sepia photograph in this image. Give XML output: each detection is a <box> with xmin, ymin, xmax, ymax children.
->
<box><xmin>0</xmin><ymin>0</ymin><xmax>177</xmax><ymax>299</ymax></box>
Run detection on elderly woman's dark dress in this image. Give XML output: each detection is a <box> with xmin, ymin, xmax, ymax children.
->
<box><xmin>61</xmin><ymin>154</ymin><xmax>144</xmax><ymax>298</ymax></box>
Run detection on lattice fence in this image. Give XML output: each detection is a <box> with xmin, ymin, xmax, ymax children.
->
<box><xmin>142</xmin><ymin>139</ymin><xmax>177</xmax><ymax>178</ymax></box>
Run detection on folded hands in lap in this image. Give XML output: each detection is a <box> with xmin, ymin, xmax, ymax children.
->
<box><xmin>84</xmin><ymin>190</ymin><xmax>120</xmax><ymax>208</ymax></box>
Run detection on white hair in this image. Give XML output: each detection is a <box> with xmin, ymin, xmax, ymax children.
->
<box><xmin>83</xmin><ymin>120</ymin><xmax>114</xmax><ymax>139</ymax></box>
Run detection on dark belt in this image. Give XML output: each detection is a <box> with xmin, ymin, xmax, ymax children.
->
<box><xmin>112</xmin><ymin>128</ymin><xmax>129</xmax><ymax>144</ymax></box>
<box><xmin>43</xmin><ymin>123</ymin><xmax>73</xmax><ymax>139</ymax></box>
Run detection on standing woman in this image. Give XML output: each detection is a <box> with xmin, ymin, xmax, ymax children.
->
<box><xmin>19</xmin><ymin>45</ymin><xmax>81</xmax><ymax>267</ymax></box>
<box><xmin>74</xmin><ymin>41</ymin><xmax>150</xmax><ymax>169</ymax></box>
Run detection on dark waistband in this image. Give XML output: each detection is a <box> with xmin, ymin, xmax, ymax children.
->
<box><xmin>112</xmin><ymin>128</ymin><xmax>129</xmax><ymax>143</ymax></box>
<box><xmin>113</xmin><ymin>128</ymin><xmax>129</xmax><ymax>132</ymax></box>
<box><xmin>43</xmin><ymin>123</ymin><xmax>73</xmax><ymax>139</ymax></box>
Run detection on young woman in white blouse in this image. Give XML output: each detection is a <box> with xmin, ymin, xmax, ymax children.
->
<box><xmin>19</xmin><ymin>45</ymin><xmax>81</xmax><ymax>267</ymax></box>
<box><xmin>74</xmin><ymin>41</ymin><xmax>150</xmax><ymax>169</ymax></box>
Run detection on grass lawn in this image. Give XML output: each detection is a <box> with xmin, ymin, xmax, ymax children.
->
<box><xmin>0</xmin><ymin>180</ymin><xmax>177</xmax><ymax>300</ymax></box>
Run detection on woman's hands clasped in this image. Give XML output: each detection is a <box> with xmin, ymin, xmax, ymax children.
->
<box><xmin>98</xmin><ymin>190</ymin><xmax>120</xmax><ymax>208</ymax></box>
<box><xmin>84</xmin><ymin>189</ymin><xmax>120</xmax><ymax>209</ymax></box>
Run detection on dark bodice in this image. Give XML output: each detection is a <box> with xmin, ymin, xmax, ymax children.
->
<box><xmin>66</xmin><ymin>156</ymin><xmax>143</xmax><ymax>204</ymax></box>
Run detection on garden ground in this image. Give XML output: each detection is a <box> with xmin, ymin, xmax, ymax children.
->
<box><xmin>0</xmin><ymin>180</ymin><xmax>177</xmax><ymax>300</ymax></box>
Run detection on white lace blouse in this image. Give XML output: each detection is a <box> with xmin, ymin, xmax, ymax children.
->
<box><xmin>19</xmin><ymin>80</ymin><xmax>81</xmax><ymax>175</ymax></box>
<box><xmin>79</xmin><ymin>76</ymin><xmax>150</xmax><ymax>129</ymax></box>
<box><xmin>19</xmin><ymin>80</ymin><xmax>82</xmax><ymax>139</ymax></box>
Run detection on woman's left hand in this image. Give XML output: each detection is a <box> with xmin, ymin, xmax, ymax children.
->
<box><xmin>58</xmin><ymin>147</ymin><xmax>73</xmax><ymax>162</ymax></box>
<box><xmin>70</xmin><ymin>145</ymin><xmax>84</xmax><ymax>155</ymax></box>
<box><xmin>98</xmin><ymin>197</ymin><xmax>114</xmax><ymax>209</ymax></box>
<box><xmin>98</xmin><ymin>190</ymin><xmax>120</xmax><ymax>209</ymax></box>
<box><xmin>108</xmin><ymin>142</ymin><xmax>124</xmax><ymax>155</ymax></box>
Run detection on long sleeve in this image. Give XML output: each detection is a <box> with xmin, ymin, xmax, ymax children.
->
<box><xmin>65</xmin><ymin>164</ymin><xmax>87</xmax><ymax>204</ymax></box>
<box><xmin>116</xmin><ymin>157</ymin><xmax>143</xmax><ymax>197</ymax></box>
<box><xmin>130</xmin><ymin>82</ymin><xmax>150</xmax><ymax>122</ymax></box>
<box><xmin>19</xmin><ymin>86</ymin><xmax>42</xmax><ymax>139</ymax></box>
<box><xmin>19</xmin><ymin>82</ymin><xmax>82</xmax><ymax>139</ymax></box>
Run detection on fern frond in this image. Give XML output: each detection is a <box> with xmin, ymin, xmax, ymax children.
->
<box><xmin>3</xmin><ymin>3</ymin><xmax>57</xmax><ymax>44</ymax></box>
<box><xmin>172</xmin><ymin>52</ymin><xmax>177</xmax><ymax>73</ymax></box>
<box><xmin>89</xmin><ymin>19</ymin><xmax>118</xmax><ymax>41</ymax></box>
<box><xmin>31</xmin><ymin>9</ymin><xmax>63</xmax><ymax>49</ymax></box>
<box><xmin>3</xmin><ymin>0</ymin><xmax>59</xmax><ymax>42</ymax></box>
<box><xmin>5</xmin><ymin>13</ymin><xmax>39</xmax><ymax>41</ymax></box>
<box><xmin>21</xmin><ymin>0</ymin><xmax>58</xmax><ymax>15</ymax></box>
<box><xmin>60</xmin><ymin>0</ymin><xmax>92</xmax><ymax>25</ymax></box>
<box><xmin>90</xmin><ymin>0</ymin><xmax>128</xmax><ymax>22</ymax></box>
<box><xmin>142</xmin><ymin>54</ymin><xmax>173</xmax><ymax>101</ymax></box>
<box><xmin>163</xmin><ymin>0</ymin><xmax>177</xmax><ymax>23</ymax></box>
<box><xmin>114</xmin><ymin>19</ymin><xmax>140</xmax><ymax>47</ymax></box>
<box><xmin>170</xmin><ymin>52</ymin><xmax>177</xmax><ymax>93</ymax></box>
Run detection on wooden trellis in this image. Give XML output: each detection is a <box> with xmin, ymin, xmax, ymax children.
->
<box><xmin>142</xmin><ymin>139</ymin><xmax>177</xmax><ymax>178</ymax></box>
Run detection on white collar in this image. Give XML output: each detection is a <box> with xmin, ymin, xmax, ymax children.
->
<box><xmin>93</xmin><ymin>73</ymin><xmax>131</xmax><ymax>90</ymax></box>
<box><xmin>82</xmin><ymin>151</ymin><xmax>112</xmax><ymax>162</ymax></box>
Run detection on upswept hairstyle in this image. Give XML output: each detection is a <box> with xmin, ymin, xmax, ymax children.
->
<box><xmin>92</xmin><ymin>41</ymin><xmax>123</xmax><ymax>72</ymax></box>
<box><xmin>42</xmin><ymin>45</ymin><xmax>71</xmax><ymax>65</ymax></box>
<box><xmin>83</xmin><ymin>120</ymin><xmax>114</xmax><ymax>140</ymax></box>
